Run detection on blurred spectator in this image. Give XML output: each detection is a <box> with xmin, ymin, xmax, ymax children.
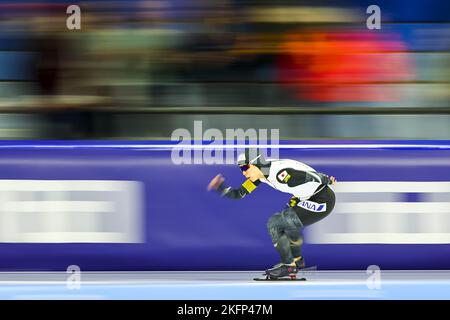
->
<box><xmin>277</xmin><ymin>29</ymin><xmax>415</xmax><ymax>103</ymax></box>
<box><xmin>0</xmin><ymin>1</ymin><xmax>446</xmax><ymax>139</ymax></box>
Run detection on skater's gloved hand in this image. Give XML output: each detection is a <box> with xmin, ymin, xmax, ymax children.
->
<box><xmin>207</xmin><ymin>174</ymin><xmax>225</xmax><ymax>191</ymax></box>
<box><xmin>329</xmin><ymin>176</ymin><xmax>337</xmax><ymax>185</ymax></box>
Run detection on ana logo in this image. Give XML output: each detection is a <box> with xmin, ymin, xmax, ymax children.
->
<box><xmin>298</xmin><ymin>200</ymin><xmax>327</xmax><ymax>213</ymax></box>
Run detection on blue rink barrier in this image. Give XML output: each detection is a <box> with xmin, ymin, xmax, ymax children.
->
<box><xmin>0</xmin><ymin>140</ymin><xmax>448</xmax><ymax>271</ymax></box>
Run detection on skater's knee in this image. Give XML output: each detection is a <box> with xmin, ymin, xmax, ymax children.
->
<box><xmin>267</xmin><ymin>213</ymin><xmax>281</xmax><ymax>230</ymax></box>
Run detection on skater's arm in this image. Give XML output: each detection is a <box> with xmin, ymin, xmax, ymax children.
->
<box><xmin>316</xmin><ymin>172</ymin><xmax>332</xmax><ymax>185</ymax></box>
<box><xmin>207</xmin><ymin>174</ymin><xmax>259</xmax><ymax>199</ymax></box>
<box><xmin>218</xmin><ymin>179</ymin><xmax>260</xmax><ymax>199</ymax></box>
<box><xmin>282</xmin><ymin>169</ymin><xmax>336</xmax><ymax>187</ymax></box>
<box><xmin>317</xmin><ymin>173</ymin><xmax>337</xmax><ymax>185</ymax></box>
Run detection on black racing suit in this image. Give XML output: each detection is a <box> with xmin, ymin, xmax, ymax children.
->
<box><xmin>216</xmin><ymin>163</ymin><xmax>335</xmax><ymax>266</ymax></box>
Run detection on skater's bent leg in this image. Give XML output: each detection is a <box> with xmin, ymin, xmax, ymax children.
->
<box><xmin>267</xmin><ymin>208</ymin><xmax>303</xmax><ymax>265</ymax></box>
<box><xmin>267</xmin><ymin>214</ymin><xmax>293</xmax><ymax>264</ymax></box>
<box><xmin>283</xmin><ymin>225</ymin><xmax>303</xmax><ymax>259</ymax></box>
<box><xmin>288</xmin><ymin>233</ymin><xmax>303</xmax><ymax>261</ymax></box>
<box><xmin>275</xmin><ymin>234</ymin><xmax>294</xmax><ymax>264</ymax></box>
<box><xmin>267</xmin><ymin>213</ymin><xmax>282</xmax><ymax>243</ymax></box>
<box><xmin>281</xmin><ymin>208</ymin><xmax>304</xmax><ymax>266</ymax></box>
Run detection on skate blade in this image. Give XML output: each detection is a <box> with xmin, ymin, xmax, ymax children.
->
<box><xmin>253</xmin><ymin>276</ymin><xmax>306</xmax><ymax>281</ymax></box>
<box><xmin>298</xmin><ymin>266</ymin><xmax>317</xmax><ymax>272</ymax></box>
<box><xmin>261</xmin><ymin>266</ymin><xmax>317</xmax><ymax>276</ymax></box>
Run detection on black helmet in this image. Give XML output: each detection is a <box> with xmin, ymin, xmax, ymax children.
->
<box><xmin>237</xmin><ymin>148</ymin><xmax>269</xmax><ymax>169</ymax></box>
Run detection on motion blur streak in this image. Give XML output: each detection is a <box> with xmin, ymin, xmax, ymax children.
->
<box><xmin>307</xmin><ymin>182</ymin><xmax>450</xmax><ymax>244</ymax></box>
<box><xmin>0</xmin><ymin>180</ymin><xmax>144</xmax><ymax>243</ymax></box>
<box><xmin>0</xmin><ymin>0</ymin><xmax>448</xmax><ymax>139</ymax></box>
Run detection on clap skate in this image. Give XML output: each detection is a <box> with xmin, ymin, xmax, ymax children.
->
<box><xmin>254</xmin><ymin>258</ymin><xmax>317</xmax><ymax>281</ymax></box>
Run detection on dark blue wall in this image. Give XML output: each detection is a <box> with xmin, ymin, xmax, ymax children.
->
<box><xmin>0</xmin><ymin>140</ymin><xmax>448</xmax><ymax>271</ymax></box>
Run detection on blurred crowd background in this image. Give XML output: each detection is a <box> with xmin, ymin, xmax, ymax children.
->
<box><xmin>0</xmin><ymin>0</ymin><xmax>448</xmax><ymax>139</ymax></box>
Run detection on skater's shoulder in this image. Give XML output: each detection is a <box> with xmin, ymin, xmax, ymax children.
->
<box><xmin>269</xmin><ymin>159</ymin><xmax>312</xmax><ymax>170</ymax></box>
<box><xmin>267</xmin><ymin>158</ymin><xmax>291</xmax><ymax>166</ymax></box>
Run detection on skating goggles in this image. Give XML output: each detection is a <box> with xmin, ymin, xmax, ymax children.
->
<box><xmin>239</xmin><ymin>164</ymin><xmax>250</xmax><ymax>172</ymax></box>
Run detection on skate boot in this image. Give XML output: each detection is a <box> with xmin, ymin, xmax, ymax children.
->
<box><xmin>265</xmin><ymin>263</ymin><xmax>298</xmax><ymax>279</ymax></box>
<box><xmin>294</xmin><ymin>256</ymin><xmax>317</xmax><ymax>274</ymax></box>
<box><xmin>294</xmin><ymin>256</ymin><xmax>306</xmax><ymax>269</ymax></box>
